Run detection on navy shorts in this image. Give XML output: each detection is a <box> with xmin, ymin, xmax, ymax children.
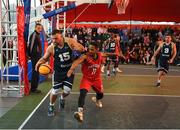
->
<box><xmin>53</xmin><ymin>73</ymin><xmax>74</xmax><ymax>90</ymax></box>
<box><xmin>157</xmin><ymin>59</ymin><xmax>169</xmax><ymax>73</ymax></box>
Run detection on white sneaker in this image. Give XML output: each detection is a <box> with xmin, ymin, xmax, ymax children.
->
<box><xmin>74</xmin><ymin>111</ymin><xmax>83</xmax><ymax>122</ymax></box>
<box><xmin>112</xmin><ymin>68</ymin><xmax>116</xmax><ymax>72</ymax></box>
<box><xmin>107</xmin><ymin>70</ymin><xmax>110</xmax><ymax>76</ymax></box>
<box><xmin>92</xmin><ymin>96</ymin><xmax>103</xmax><ymax>108</ymax></box>
<box><xmin>116</xmin><ymin>68</ymin><xmax>122</xmax><ymax>73</ymax></box>
<box><xmin>101</xmin><ymin>66</ymin><xmax>105</xmax><ymax>73</ymax></box>
<box><xmin>112</xmin><ymin>68</ymin><xmax>116</xmax><ymax>75</ymax></box>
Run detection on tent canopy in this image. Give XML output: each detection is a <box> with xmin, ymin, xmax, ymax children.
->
<box><xmin>65</xmin><ymin>0</ymin><xmax>180</xmax><ymax>23</ymax></box>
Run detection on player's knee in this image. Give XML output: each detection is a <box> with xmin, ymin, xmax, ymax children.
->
<box><xmin>96</xmin><ymin>92</ymin><xmax>103</xmax><ymax>100</ymax></box>
<box><xmin>162</xmin><ymin>71</ymin><xmax>167</xmax><ymax>75</ymax></box>
<box><xmin>63</xmin><ymin>86</ymin><xmax>71</xmax><ymax>94</ymax></box>
<box><xmin>51</xmin><ymin>88</ymin><xmax>60</xmax><ymax>95</ymax></box>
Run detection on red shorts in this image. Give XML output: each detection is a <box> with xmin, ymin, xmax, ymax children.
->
<box><xmin>80</xmin><ymin>77</ymin><xmax>103</xmax><ymax>93</ymax></box>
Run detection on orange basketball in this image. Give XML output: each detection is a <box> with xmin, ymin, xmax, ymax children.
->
<box><xmin>38</xmin><ymin>64</ymin><xmax>51</xmax><ymax>75</ymax></box>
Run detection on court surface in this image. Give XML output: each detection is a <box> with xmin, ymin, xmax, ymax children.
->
<box><xmin>18</xmin><ymin>65</ymin><xmax>180</xmax><ymax>129</ymax></box>
<box><xmin>19</xmin><ymin>93</ymin><xmax>180</xmax><ymax>129</ymax></box>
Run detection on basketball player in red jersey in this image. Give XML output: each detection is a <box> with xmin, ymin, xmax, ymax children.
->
<box><xmin>67</xmin><ymin>42</ymin><xmax>119</xmax><ymax>122</ymax></box>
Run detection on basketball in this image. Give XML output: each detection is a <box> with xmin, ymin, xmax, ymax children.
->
<box><xmin>38</xmin><ymin>64</ymin><xmax>51</xmax><ymax>75</ymax></box>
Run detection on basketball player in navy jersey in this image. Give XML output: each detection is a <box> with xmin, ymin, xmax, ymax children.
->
<box><xmin>101</xmin><ymin>34</ymin><xmax>122</xmax><ymax>76</ymax></box>
<box><xmin>151</xmin><ymin>34</ymin><xmax>177</xmax><ymax>87</ymax></box>
<box><xmin>35</xmin><ymin>29</ymin><xmax>85</xmax><ymax>116</ymax></box>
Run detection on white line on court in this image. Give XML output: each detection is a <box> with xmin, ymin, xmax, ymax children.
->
<box><xmin>76</xmin><ymin>64</ymin><xmax>180</xmax><ymax>72</ymax></box>
<box><xmin>70</xmin><ymin>92</ymin><xmax>180</xmax><ymax>98</ymax></box>
<box><xmin>75</xmin><ymin>73</ymin><xmax>180</xmax><ymax>78</ymax></box>
<box><xmin>67</xmin><ymin>92</ymin><xmax>180</xmax><ymax>99</ymax></box>
<box><xmin>18</xmin><ymin>89</ymin><xmax>52</xmax><ymax>130</ymax></box>
<box><xmin>119</xmin><ymin>65</ymin><xmax>180</xmax><ymax>72</ymax></box>
<box><xmin>17</xmin><ymin>90</ymin><xmax>180</xmax><ymax>129</ymax></box>
<box><xmin>117</xmin><ymin>74</ymin><xmax>180</xmax><ymax>78</ymax></box>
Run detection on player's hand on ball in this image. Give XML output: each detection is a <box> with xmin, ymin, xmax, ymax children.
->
<box><xmin>35</xmin><ymin>63</ymin><xmax>41</xmax><ymax>71</ymax></box>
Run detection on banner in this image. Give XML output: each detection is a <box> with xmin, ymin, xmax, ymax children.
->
<box><xmin>23</xmin><ymin>0</ymin><xmax>31</xmax><ymax>42</ymax></box>
<box><xmin>17</xmin><ymin>6</ymin><xmax>30</xmax><ymax>95</ymax></box>
<box><xmin>40</xmin><ymin>28</ymin><xmax>52</xmax><ymax>72</ymax></box>
<box><xmin>43</xmin><ymin>2</ymin><xmax>76</xmax><ymax>19</ymax></box>
<box><xmin>17</xmin><ymin>7</ymin><xmax>25</xmax><ymax>67</ymax></box>
<box><xmin>23</xmin><ymin>0</ymin><xmax>31</xmax><ymax>95</ymax></box>
<box><xmin>40</xmin><ymin>27</ymin><xmax>48</xmax><ymax>55</ymax></box>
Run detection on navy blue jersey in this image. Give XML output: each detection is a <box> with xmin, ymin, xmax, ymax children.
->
<box><xmin>54</xmin><ymin>42</ymin><xmax>73</xmax><ymax>76</ymax></box>
<box><xmin>157</xmin><ymin>43</ymin><xmax>173</xmax><ymax>73</ymax></box>
<box><xmin>160</xmin><ymin>43</ymin><xmax>172</xmax><ymax>60</ymax></box>
<box><xmin>105</xmin><ymin>40</ymin><xmax>116</xmax><ymax>53</ymax></box>
<box><xmin>105</xmin><ymin>40</ymin><xmax>117</xmax><ymax>60</ymax></box>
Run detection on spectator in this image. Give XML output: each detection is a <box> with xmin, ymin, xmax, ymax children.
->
<box><xmin>28</xmin><ymin>23</ymin><xmax>43</xmax><ymax>93</ymax></box>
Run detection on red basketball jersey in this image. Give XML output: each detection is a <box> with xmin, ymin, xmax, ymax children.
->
<box><xmin>82</xmin><ymin>52</ymin><xmax>102</xmax><ymax>79</ymax></box>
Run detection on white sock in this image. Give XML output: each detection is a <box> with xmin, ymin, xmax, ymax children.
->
<box><xmin>107</xmin><ymin>70</ymin><xmax>110</xmax><ymax>75</ymax></box>
<box><xmin>157</xmin><ymin>80</ymin><xmax>161</xmax><ymax>83</ymax></box>
<box><xmin>113</xmin><ymin>68</ymin><xmax>115</xmax><ymax>72</ymax></box>
<box><xmin>60</xmin><ymin>94</ymin><xmax>64</xmax><ymax>100</ymax></box>
<box><xmin>78</xmin><ymin>107</ymin><xmax>83</xmax><ymax>112</ymax></box>
<box><xmin>50</xmin><ymin>103</ymin><xmax>54</xmax><ymax>106</ymax></box>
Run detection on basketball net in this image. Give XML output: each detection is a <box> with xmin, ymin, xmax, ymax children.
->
<box><xmin>116</xmin><ymin>0</ymin><xmax>129</xmax><ymax>14</ymax></box>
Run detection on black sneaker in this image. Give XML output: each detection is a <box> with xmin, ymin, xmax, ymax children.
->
<box><xmin>59</xmin><ymin>98</ymin><xmax>65</xmax><ymax>109</ymax></box>
<box><xmin>47</xmin><ymin>105</ymin><xmax>55</xmax><ymax>116</ymax></box>
<box><xmin>156</xmin><ymin>82</ymin><xmax>161</xmax><ymax>88</ymax></box>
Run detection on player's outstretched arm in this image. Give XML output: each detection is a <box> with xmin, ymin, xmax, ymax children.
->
<box><xmin>35</xmin><ymin>44</ymin><xmax>53</xmax><ymax>71</ymax></box>
<box><xmin>146</xmin><ymin>46</ymin><xmax>162</xmax><ymax>65</ymax></box>
<box><xmin>101</xmin><ymin>52</ymin><xmax>118</xmax><ymax>57</ymax></box>
<box><xmin>169</xmin><ymin>43</ymin><xmax>177</xmax><ymax>63</ymax></box>
<box><xmin>118</xmin><ymin>51</ymin><xmax>126</xmax><ymax>59</ymax></box>
<box><xmin>67</xmin><ymin>55</ymin><xmax>87</xmax><ymax>77</ymax></box>
<box><xmin>151</xmin><ymin>45</ymin><xmax>162</xmax><ymax>62</ymax></box>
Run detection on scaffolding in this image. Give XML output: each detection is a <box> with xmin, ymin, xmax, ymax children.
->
<box><xmin>0</xmin><ymin>0</ymin><xmax>23</xmax><ymax>97</ymax></box>
<box><xmin>0</xmin><ymin>0</ymin><xmax>109</xmax><ymax>97</ymax></box>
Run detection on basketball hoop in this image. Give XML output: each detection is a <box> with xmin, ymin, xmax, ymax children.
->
<box><xmin>115</xmin><ymin>0</ymin><xmax>129</xmax><ymax>14</ymax></box>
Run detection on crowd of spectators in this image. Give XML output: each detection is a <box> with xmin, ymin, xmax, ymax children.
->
<box><xmin>1</xmin><ymin>25</ymin><xmax>180</xmax><ymax>66</ymax></box>
<box><xmin>64</xmin><ymin>26</ymin><xmax>180</xmax><ymax>65</ymax></box>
